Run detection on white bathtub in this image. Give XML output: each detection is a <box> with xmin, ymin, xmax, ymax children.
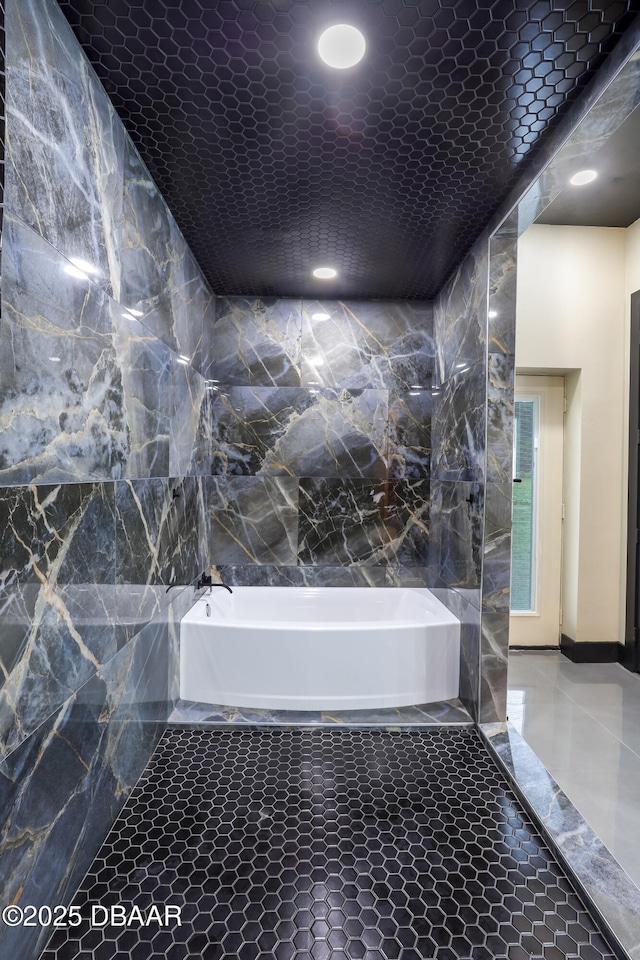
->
<box><xmin>179</xmin><ymin>587</ymin><xmax>460</xmax><ymax>711</ymax></box>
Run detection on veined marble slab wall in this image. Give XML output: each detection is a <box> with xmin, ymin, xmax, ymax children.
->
<box><xmin>430</xmin><ymin>232</ymin><xmax>517</xmax><ymax>725</ymax></box>
<box><xmin>0</xmin><ymin>0</ymin><xmax>4</xmax><ymax>236</ymax></box>
<box><xmin>0</xmin><ymin>1</ymin><xmax>213</xmax><ymax>955</ymax></box>
<box><xmin>208</xmin><ymin>297</ymin><xmax>435</xmax><ymax>587</ymax></box>
<box><xmin>431</xmin><ymin>245</ymin><xmax>489</xmax><ymax>720</ymax></box>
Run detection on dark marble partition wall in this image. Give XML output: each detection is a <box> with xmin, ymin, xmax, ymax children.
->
<box><xmin>208</xmin><ymin>296</ymin><xmax>435</xmax><ymax>587</ymax></box>
<box><xmin>0</xmin><ymin>1</ymin><xmax>213</xmax><ymax>955</ymax></box>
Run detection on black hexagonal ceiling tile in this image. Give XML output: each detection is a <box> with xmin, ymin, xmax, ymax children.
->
<box><xmin>56</xmin><ymin>0</ymin><xmax>640</xmax><ymax>300</ymax></box>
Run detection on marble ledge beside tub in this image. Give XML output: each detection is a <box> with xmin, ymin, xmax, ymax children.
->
<box><xmin>168</xmin><ymin>698</ymin><xmax>473</xmax><ymax>729</ymax></box>
<box><xmin>481</xmin><ymin>722</ymin><xmax>640</xmax><ymax>960</ymax></box>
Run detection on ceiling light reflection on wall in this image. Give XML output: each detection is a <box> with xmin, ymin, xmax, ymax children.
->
<box><xmin>312</xmin><ymin>267</ymin><xmax>337</xmax><ymax>279</ymax></box>
<box><xmin>311</xmin><ymin>313</ymin><xmax>331</xmax><ymax>320</ymax></box>
<box><xmin>65</xmin><ymin>256</ymin><xmax>100</xmax><ymax>281</ymax></box>
<box><xmin>308</xmin><ymin>356</ymin><xmax>324</xmax><ymax>366</ymax></box>
<box><xmin>569</xmin><ymin>169</ymin><xmax>597</xmax><ymax>186</ymax></box>
<box><xmin>317</xmin><ymin>24</ymin><xmax>365</xmax><ymax>69</ymax></box>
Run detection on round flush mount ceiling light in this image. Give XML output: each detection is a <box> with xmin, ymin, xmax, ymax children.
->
<box><xmin>312</xmin><ymin>267</ymin><xmax>337</xmax><ymax>279</ymax></box>
<box><xmin>570</xmin><ymin>169</ymin><xmax>597</xmax><ymax>186</ymax></box>
<box><xmin>317</xmin><ymin>24</ymin><xmax>365</xmax><ymax>69</ymax></box>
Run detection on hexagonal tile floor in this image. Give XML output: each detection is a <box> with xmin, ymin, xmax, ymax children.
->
<box><xmin>42</xmin><ymin>728</ymin><xmax>616</xmax><ymax>960</ymax></box>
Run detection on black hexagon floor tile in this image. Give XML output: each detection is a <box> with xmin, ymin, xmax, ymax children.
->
<box><xmin>41</xmin><ymin>728</ymin><xmax>617</xmax><ymax>960</ymax></box>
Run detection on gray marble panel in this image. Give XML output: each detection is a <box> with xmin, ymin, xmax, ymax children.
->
<box><xmin>0</xmin><ymin>481</ymin><xmax>115</xmax><ymax>591</ymax></box>
<box><xmin>384</xmin><ymin>567</ymin><xmax>430</xmax><ymax>587</ymax></box>
<box><xmin>0</xmin><ymin>615</ymin><xmax>170</xmax><ymax>960</ymax></box>
<box><xmin>301</xmin><ymin>299</ymin><xmax>435</xmax><ymax>391</ymax></box>
<box><xmin>483</xmin><ymin>722</ymin><xmax>640</xmax><ymax>960</ymax></box>
<box><xmin>486</xmin><ymin>353</ymin><xmax>515</xmax><ymax>483</ymax></box>
<box><xmin>212</xmin><ymin>297</ymin><xmax>302</xmax><ymax>387</ymax></box>
<box><xmin>0</xmin><ymin>582</ymin><xmax>117</xmax><ymax>759</ymax></box>
<box><xmin>212</xmin><ymin>564</ymin><xmax>390</xmax><ymax>588</ymax></box>
<box><xmin>488</xmin><ymin>236</ymin><xmax>517</xmax><ymax>355</ymax></box>
<box><xmin>170</xmin><ymin>356</ymin><xmax>210</xmax><ymax>477</ymax></box>
<box><xmin>5</xmin><ymin>0</ymin><xmax>124</xmax><ymax>299</ymax></box>
<box><xmin>298</xmin><ymin>478</ymin><xmax>429</xmax><ymax>566</ymax></box>
<box><xmin>118</xmin><ymin>139</ymin><xmax>180</xmax><ymax>350</ymax></box>
<box><xmin>433</xmin><ymin>242</ymin><xmax>488</xmax><ymax>385</ymax></box>
<box><xmin>428</xmin><ymin>479</ymin><xmax>484</xmax><ymax>591</ymax></box>
<box><xmin>431</xmin><ymin>360</ymin><xmax>486</xmax><ymax>482</ymax></box>
<box><xmin>483</xmin><ymin>481</ymin><xmax>513</xmax><ymax>614</ymax></box>
<box><xmin>208</xmin><ymin>476</ymin><xmax>298</xmax><ymax>565</ymax></box>
<box><xmin>431</xmin><ymin>587</ymin><xmax>481</xmax><ymax>722</ymax></box>
<box><xmin>200</xmin><ymin>291</ymin><xmax>217</xmax><ymax>381</ymax></box>
<box><xmin>387</xmin><ymin>389</ymin><xmax>431</xmax><ymax>479</ymax></box>
<box><xmin>115</xmin><ymin>476</ymin><xmax>200</xmax><ymax>590</ymax></box>
<box><xmin>479</xmin><ymin>610</ymin><xmax>509</xmax><ymax>724</ymax></box>
<box><xmin>211</xmin><ymin>386</ymin><xmax>389</xmax><ymax>479</ymax></box>
<box><xmin>114</xmin><ymin>309</ymin><xmax>171</xmax><ymax>479</ymax></box>
<box><xmin>169</xmin><ymin>245</ymin><xmax>210</xmax><ymax>366</ymax></box>
<box><xmin>0</xmin><ymin>218</ymin><xmax>128</xmax><ymax>484</ymax></box>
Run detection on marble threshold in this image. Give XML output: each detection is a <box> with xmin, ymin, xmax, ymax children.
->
<box><xmin>482</xmin><ymin>721</ymin><xmax>640</xmax><ymax>960</ymax></box>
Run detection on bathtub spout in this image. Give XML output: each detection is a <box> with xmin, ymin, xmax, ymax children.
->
<box><xmin>218</xmin><ymin>583</ymin><xmax>233</xmax><ymax>594</ymax></box>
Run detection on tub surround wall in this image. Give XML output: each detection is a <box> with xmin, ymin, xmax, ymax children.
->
<box><xmin>208</xmin><ymin>297</ymin><xmax>434</xmax><ymax>587</ymax></box>
<box><xmin>0</xmin><ymin>1</ymin><xmax>213</xmax><ymax>953</ymax></box>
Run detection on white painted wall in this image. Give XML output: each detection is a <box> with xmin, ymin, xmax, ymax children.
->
<box><xmin>516</xmin><ymin>224</ymin><xmax>627</xmax><ymax>644</ymax></box>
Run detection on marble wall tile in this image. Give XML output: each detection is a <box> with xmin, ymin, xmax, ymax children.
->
<box><xmin>5</xmin><ymin>0</ymin><xmax>124</xmax><ymax>300</ymax></box>
<box><xmin>301</xmin><ymin>299</ymin><xmax>434</xmax><ymax>390</ymax></box>
<box><xmin>0</xmin><ymin>481</ymin><xmax>118</xmax><ymax>756</ymax></box>
<box><xmin>0</xmin><ymin>613</ymin><xmax>169</xmax><ymax>960</ymax></box>
<box><xmin>115</xmin><ymin>476</ymin><xmax>200</xmax><ymax>590</ymax></box>
<box><xmin>0</xmin><ymin>218</ymin><xmax>128</xmax><ymax>484</ymax></box>
<box><xmin>208</xmin><ymin>476</ymin><xmax>298</xmax><ymax>565</ymax></box>
<box><xmin>387</xmin><ymin>389</ymin><xmax>431</xmax><ymax>479</ymax></box>
<box><xmin>114</xmin><ymin>310</ymin><xmax>171</xmax><ymax>479</ymax></box>
<box><xmin>0</xmin><ymin>481</ymin><xmax>115</xmax><ymax>590</ymax></box>
<box><xmin>212</xmin><ymin>297</ymin><xmax>302</xmax><ymax>386</ymax></box>
<box><xmin>298</xmin><ymin>478</ymin><xmax>429</xmax><ymax>566</ymax></box>
<box><xmin>488</xmin><ymin>236</ymin><xmax>517</xmax><ymax>356</ymax></box>
<box><xmin>433</xmin><ymin>244</ymin><xmax>488</xmax><ymax>385</ymax></box>
<box><xmin>482</xmin><ymin>482</ymin><xmax>512</xmax><ymax>615</ymax></box>
<box><xmin>431</xmin><ymin>360</ymin><xmax>486</xmax><ymax>482</ymax></box>
<box><xmin>200</xmin><ymin>292</ymin><xmax>217</xmax><ymax>381</ymax></box>
<box><xmin>212</xmin><ymin>564</ymin><xmax>390</xmax><ymax>588</ymax></box>
<box><xmin>170</xmin><ymin>356</ymin><xmax>210</xmax><ymax>477</ymax></box>
<box><xmin>478</xmin><ymin>610</ymin><xmax>509</xmax><ymax>725</ymax></box>
<box><xmin>211</xmin><ymin>386</ymin><xmax>389</xmax><ymax>479</ymax></box>
<box><xmin>118</xmin><ymin>139</ymin><xmax>180</xmax><ymax>350</ymax></box>
<box><xmin>169</xmin><ymin>245</ymin><xmax>208</xmax><ymax>366</ymax></box>
<box><xmin>431</xmin><ymin>587</ymin><xmax>481</xmax><ymax>721</ymax></box>
<box><xmin>486</xmin><ymin>353</ymin><xmax>515</xmax><ymax>484</ymax></box>
<box><xmin>429</xmin><ymin>479</ymin><xmax>483</xmax><ymax>592</ymax></box>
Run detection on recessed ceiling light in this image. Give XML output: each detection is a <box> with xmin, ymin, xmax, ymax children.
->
<box><xmin>569</xmin><ymin>169</ymin><xmax>597</xmax><ymax>186</ymax></box>
<box><xmin>318</xmin><ymin>24</ymin><xmax>365</xmax><ymax>69</ymax></box>
<box><xmin>312</xmin><ymin>312</ymin><xmax>331</xmax><ymax>320</ymax></box>
<box><xmin>312</xmin><ymin>267</ymin><xmax>337</xmax><ymax>279</ymax></box>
